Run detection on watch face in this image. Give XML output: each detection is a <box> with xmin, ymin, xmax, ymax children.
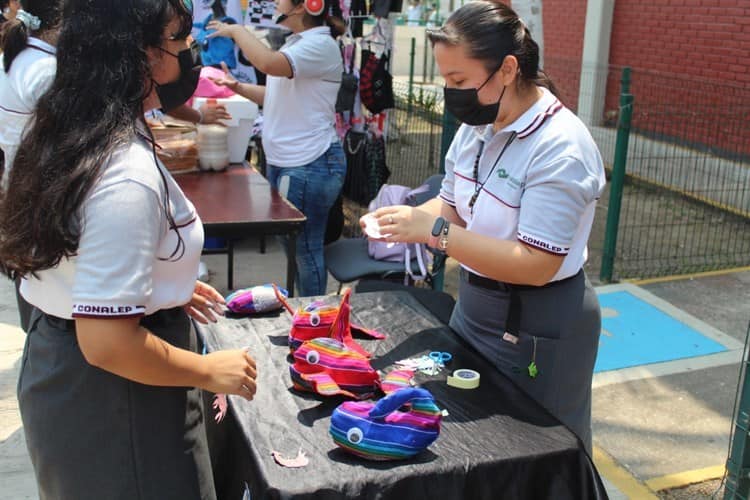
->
<box><xmin>431</xmin><ymin>217</ymin><xmax>445</xmax><ymax>237</ymax></box>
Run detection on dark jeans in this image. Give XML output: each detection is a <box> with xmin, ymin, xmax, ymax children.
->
<box><xmin>266</xmin><ymin>142</ymin><xmax>346</xmax><ymax>296</ymax></box>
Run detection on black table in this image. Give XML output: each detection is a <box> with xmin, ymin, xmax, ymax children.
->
<box><xmin>198</xmin><ymin>291</ymin><xmax>608</xmax><ymax>500</ymax></box>
<box><xmin>176</xmin><ymin>163</ymin><xmax>306</xmax><ymax>294</ymax></box>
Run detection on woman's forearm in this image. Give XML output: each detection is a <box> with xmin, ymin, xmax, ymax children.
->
<box><xmin>76</xmin><ymin>318</ymin><xmax>208</xmax><ymax>388</ymax></box>
<box><xmin>234</xmin><ymin>82</ymin><xmax>266</xmax><ymax>105</ymax></box>
<box><xmin>226</xmin><ymin>25</ymin><xmax>292</xmax><ymax>77</ymax></box>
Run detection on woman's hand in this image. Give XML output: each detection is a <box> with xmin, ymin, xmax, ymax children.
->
<box><xmin>365</xmin><ymin>205</ymin><xmax>436</xmax><ymax>244</ymax></box>
<box><xmin>202</xmin><ymin>349</ymin><xmax>258</xmax><ymax>401</ymax></box>
<box><xmin>184</xmin><ymin>280</ymin><xmax>226</xmax><ymax>324</ymax></box>
<box><xmin>208</xmin><ymin>61</ymin><xmax>240</xmax><ymax>92</ymax></box>
<box><xmin>206</xmin><ymin>20</ymin><xmax>238</xmax><ymax>39</ymax></box>
<box><xmin>198</xmin><ymin>102</ymin><xmax>231</xmax><ymax>124</ymax></box>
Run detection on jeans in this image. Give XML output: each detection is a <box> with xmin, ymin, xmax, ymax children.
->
<box><xmin>266</xmin><ymin>142</ymin><xmax>346</xmax><ymax>296</ymax></box>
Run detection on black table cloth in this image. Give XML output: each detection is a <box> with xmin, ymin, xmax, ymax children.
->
<box><xmin>197</xmin><ymin>291</ymin><xmax>608</xmax><ymax>500</ymax></box>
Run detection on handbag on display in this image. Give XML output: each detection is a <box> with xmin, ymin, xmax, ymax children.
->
<box><xmin>341</xmin><ymin>129</ymin><xmax>371</xmax><ymax>206</ymax></box>
<box><xmin>359</xmin><ymin>49</ymin><xmax>395</xmax><ymax>115</ymax></box>
<box><xmin>335</xmin><ymin>43</ymin><xmax>358</xmax><ymax>114</ymax></box>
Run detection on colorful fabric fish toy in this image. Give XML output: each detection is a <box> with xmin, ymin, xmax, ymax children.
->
<box><xmin>225</xmin><ymin>284</ymin><xmax>289</xmax><ymax>314</ymax></box>
<box><xmin>329</xmin><ymin>387</ymin><xmax>442</xmax><ymax>460</ymax></box>
<box><xmin>290</xmin><ymin>337</ymin><xmax>381</xmax><ymax>399</ymax></box>
<box><xmin>279</xmin><ymin>288</ymin><xmax>385</xmax><ymax>357</ymax></box>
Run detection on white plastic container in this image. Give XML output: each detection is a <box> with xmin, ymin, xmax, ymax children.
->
<box><xmin>193</xmin><ymin>95</ymin><xmax>258</xmax><ymax>164</ymax></box>
<box><xmin>197</xmin><ymin>124</ymin><xmax>230</xmax><ymax>171</ymax></box>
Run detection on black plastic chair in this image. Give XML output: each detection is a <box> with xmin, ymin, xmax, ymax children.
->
<box><xmin>324</xmin><ymin>174</ymin><xmax>446</xmax><ymax>294</ymax></box>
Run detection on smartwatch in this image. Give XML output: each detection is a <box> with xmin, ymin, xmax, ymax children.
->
<box><xmin>428</xmin><ymin>217</ymin><xmax>447</xmax><ymax>250</ymax></box>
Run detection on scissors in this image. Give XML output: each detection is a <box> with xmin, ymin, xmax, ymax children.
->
<box><xmin>429</xmin><ymin>351</ymin><xmax>452</xmax><ymax>366</ymax></box>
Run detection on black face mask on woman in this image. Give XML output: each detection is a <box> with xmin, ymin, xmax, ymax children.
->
<box><xmin>443</xmin><ymin>66</ymin><xmax>505</xmax><ymax>126</ymax></box>
<box><xmin>156</xmin><ymin>41</ymin><xmax>202</xmax><ymax>113</ymax></box>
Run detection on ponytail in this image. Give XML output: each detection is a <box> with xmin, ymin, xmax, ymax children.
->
<box><xmin>2</xmin><ymin>19</ymin><xmax>29</xmax><ymax>72</ymax></box>
<box><xmin>517</xmin><ymin>25</ymin><xmax>558</xmax><ymax>97</ymax></box>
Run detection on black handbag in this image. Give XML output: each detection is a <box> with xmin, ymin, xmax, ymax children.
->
<box><xmin>335</xmin><ymin>44</ymin><xmax>358</xmax><ymax>114</ymax></box>
<box><xmin>359</xmin><ymin>49</ymin><xmax>395</xmax><ymax>115</ymax></box>
<box><xmin>341</xmin><ymin>129</ymin><xmax>371</xmax><ymax>207</ymax></box>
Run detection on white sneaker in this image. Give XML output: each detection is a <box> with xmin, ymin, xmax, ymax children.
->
<box><xmin>198</xmin><ymin>261</ymin><xmax>210</xmax><ymax>282</ymax></box>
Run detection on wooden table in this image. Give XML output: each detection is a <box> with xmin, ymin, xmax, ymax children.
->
<box><xmin>175</xmin><ymin>163</ymin><xmax>306</xmax><ymax>294</ymax></box>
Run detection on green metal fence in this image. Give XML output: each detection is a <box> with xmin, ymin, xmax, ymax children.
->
<box><xmin>546</xmin><ymin>58</ymin><xmax>750</xmax><ymax>281</ymax></box>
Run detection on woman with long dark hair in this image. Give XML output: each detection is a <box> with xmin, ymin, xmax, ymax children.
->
<box><xmin>207</xmin><ymin>0</ymin><xmax>346</xmax><ymax>297</ymax></box>
<box><xmin>0</xmin><ymin>0</ymin><xmax>257</xmax><ymax>497</ymax></box>
<box><xmin>366</xmin><ymin>1</ymin><xmax>605</xmax><ymax>453</ymax></box>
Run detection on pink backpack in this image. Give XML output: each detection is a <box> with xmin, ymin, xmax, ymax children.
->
<box><xmin>367</xmin><ymin>183</ymin><xmax>431</xmax><ymax>283</ymax></box>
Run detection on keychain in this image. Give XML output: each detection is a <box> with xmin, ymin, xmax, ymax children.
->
<box><xmin>527</xmin><ymin>336</ymin><xmax>538</xmax><ymax>378</ymax></box>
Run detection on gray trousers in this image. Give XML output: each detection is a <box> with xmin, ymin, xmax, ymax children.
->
<box><xmin>449</xmin><ymin>268</ymin><xmax>601</xmax><ymax>454</ymax></box>
<box><xmin>18</xmin><ymin>307</ymin><xmax>216</xmax><ymax>500</ymax></box>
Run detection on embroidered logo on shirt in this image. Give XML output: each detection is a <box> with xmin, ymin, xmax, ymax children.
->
<box><xmin>497</xmin><ymin>168</ymin><xmax>509</xmax><ymax>179</ymax></box>
<box><xmin>507</xmin><ymin>176</ymin><xmax>524</xmax><ymax>190</ymax></box>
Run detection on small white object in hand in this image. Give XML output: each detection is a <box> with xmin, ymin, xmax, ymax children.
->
<box><xmin>362</xmin><ymin>213</ymin><xmax>395</xmax><ymax>248</ymax></box>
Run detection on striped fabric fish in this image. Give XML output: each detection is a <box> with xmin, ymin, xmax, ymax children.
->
<box><xmin>284</xmin><ymin>288</ymin><xmax>385</xmax><ymax>357</ymax></box>
<box><xmin>290</xmin><ymin>337</ymin><xmax>381</xmax><ymax>400</ymax></box>
<box><xmin>225</xmin><ymin>284</ymin><xmax>289</xmax><ymax>314</ymax></box>
<box><xmin>329</xmin><ymin>387</ymin><xmax>442</xmax><ymax>460</ymax></box>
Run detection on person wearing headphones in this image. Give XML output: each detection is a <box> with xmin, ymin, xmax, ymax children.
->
<box><xmin>365</xmin><ymin>1</ymin><xmax>605</xmax><ymax>453</ymax></box>
<box><xmin>206</xmin><ymin>0</ymin><xmax>345</xmax><ymax>297</ymax></box>
<box><xmin>0</xmin><ymin>0</ymin><xmax>257</xmax><ymax>497</ymax></box>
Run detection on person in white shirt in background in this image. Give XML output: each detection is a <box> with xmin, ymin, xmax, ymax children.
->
<box><xmin>0</xmin><ymin>0</ymin><xmax>257</xmax><ymax>497</ymax></box>
<box><xmin>206</xmin><ymin>0</ymin><xmax>346</xmax><ymax>297</ymax></box>
<box><xmin>0</xmin><ymin>0</ymin><xmax>61</xmax><ymax>333</ymax></box>
<box><xmin>406</xmin><ymin>0</ymin><xmax>423</xmax><ymax>26</ymax></box>
<box><xmin>366</xmin><ymin>1</ymin><xmax>605</xmax><ymax>454</ymax></box>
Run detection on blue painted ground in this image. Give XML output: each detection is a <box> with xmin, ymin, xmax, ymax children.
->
<box><xmin>594</xmin><ymin>290</ymin><xmax>727</xmax><ymax>373</ymax></box>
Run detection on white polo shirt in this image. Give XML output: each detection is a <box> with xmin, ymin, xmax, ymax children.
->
<box><xmin>440</xmin><ymin>87</ymin><xmax>606</xmax><ymax>282</ymax></box>
<box><xmin>262</xmin><ymin>26</ymin><xmax>342</xmax><ymax>167</ymax></box>
<box><xmin>0</xmin><ymin>38</ymin><xmax>56</xmax><ymax>182</ymax></box>
<box><xmin>21</xmin><ymin>134</ymin><xmax>204</xmax><ymax>320</ymax></box>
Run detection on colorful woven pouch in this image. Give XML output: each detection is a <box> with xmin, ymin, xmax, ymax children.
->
<box><xmin>329</xmin><ymin>387</ymin><xmax>442</xmax><ymax>460</ymax></box>
<box><xmin>290</xmin><ymin>337</ymin><xmax>380</xmax><ymax>400</ymax></box>
<box><xmin>286</xmin><ymin>289</ymin><xmax>385</xmax><ymax>357</ymax></box>
<box><xmin>225</xmin><ymin>284</ymin><xmax>289</xmax><ymax>314</ymax></box>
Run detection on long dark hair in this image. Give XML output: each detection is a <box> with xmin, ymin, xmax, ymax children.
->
<box><xmin>2</xmin><ymin>0</ymin><xmax>62</xmax><ymax>72</ymax></box>
<box><xmin>427</xmin><ymin>1</ymin><xmax>557</xmax><ymax>96</ymax></box>
<box><xmin>0</xmin><ymin>0</ymin><xmax>192</xmax><ymax>278</ymax></box>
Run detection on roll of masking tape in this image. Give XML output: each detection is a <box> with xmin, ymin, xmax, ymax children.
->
<box><xmin>446</xmin><ymin>369</ymin><xmax>480</xmax><ymax>389</ymax></box>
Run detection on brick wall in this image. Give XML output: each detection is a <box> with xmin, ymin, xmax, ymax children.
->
<box><xmin>605</xmin><ymin>0</ymin><xmax>750</xmax><ymax>156</ymax></box>
<box><xmin>538</xmin><ymin>0</ymin><xmax>588</xmax><ymax>112</ymax></box>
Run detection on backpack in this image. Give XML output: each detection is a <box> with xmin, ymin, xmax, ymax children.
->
<box><xmin>367</xmin><ymin>183</ymin><xmax>431</xmax><ymax>283</ymax></box>
<box><xmin>194</xmin><ymin>14</ymin><xmax>238</xmax><ymax>69</ymax></box>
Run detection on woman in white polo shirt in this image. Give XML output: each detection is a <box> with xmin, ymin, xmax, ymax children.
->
<box><xmin>367</xmin><ymin>1</ymin><xmax>605</xmax><ymax>453</ymax></box>
<box><xmin>0</xmin><ymin>1</ymin><xmax>257</xmax><ymax>497</ymax></box>
<box><xmin>206</xmin><ymin>0</ymin><xmax>344</xmax><ymax>296</ymax></box>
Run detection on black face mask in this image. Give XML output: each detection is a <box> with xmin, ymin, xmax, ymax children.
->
<box><xmin>156</xmin><ymin>41</ymin><xmax>202</xmax><ymax>113</ymax></box>
<box><xmin>444</xmin><ymin>67</ymin><xmax>505</xmax><ymax>126</ymax></box>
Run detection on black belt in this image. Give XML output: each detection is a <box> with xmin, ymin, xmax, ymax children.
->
<box><xmin>465</xmin><ymin>268</ymin><xmax>583</xmax><ymax>292</ymax></box>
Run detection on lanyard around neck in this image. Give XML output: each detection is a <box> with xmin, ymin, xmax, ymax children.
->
<box><xmin>468</xmin><ymin>131</ymin><xmax>517</xmax><ymax>214</ymax></box>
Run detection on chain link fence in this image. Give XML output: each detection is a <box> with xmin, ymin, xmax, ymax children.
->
<box><xmin>547</xmin><ymin>58</ymin><xmax>750</xmax><ymax>280</ymax></box>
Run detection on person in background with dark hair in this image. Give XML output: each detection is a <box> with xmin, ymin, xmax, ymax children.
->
<box><xmin>207</xmin><ymin>0</ymin><xmax>346</xmax><ymax>297</ymax></box>
<box><xmin>0</xmin><ymin>0</ymin><xmax>62</xmax><ymax>333</ymax></box>
<box><xmin>365</xmin><ymin>1</ymin><xmax>605</xmax><ymax>453</ymax></box>
<box><xmin>0</xmin><ymin>0</ymin><xmax>20</xmax><ymax>27</ymax></box>
<box><xmin>0</xmin><ymin>0</ymin><xmax>258</xmax><ymax>497</ymax></box>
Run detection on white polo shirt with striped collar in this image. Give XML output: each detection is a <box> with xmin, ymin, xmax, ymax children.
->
<box><xmin>439</xmin><ymin>86</ymin><xmax>606</xmax><ymax>282</ymax></box>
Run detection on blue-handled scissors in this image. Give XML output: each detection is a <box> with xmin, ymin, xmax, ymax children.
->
<box><xmin>429</xmin><ymin>351</ymin><xmax>452</xmax><ymax>365</ymax></box>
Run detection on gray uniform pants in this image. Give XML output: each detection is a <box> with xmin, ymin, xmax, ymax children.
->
<box><xmin>449</xmin><ymin>268</ymin><xmax>601</xmax><ymax>454</ymax></box>
<box><xmin>18</xmin><ymin>307</ymin><xmax>216</xmax><ymax>500</ymax></box>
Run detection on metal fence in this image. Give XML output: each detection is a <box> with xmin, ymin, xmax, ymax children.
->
<box><xmin>546</xmin><ymin>58</ymin><xmax>750</xmax><ymax>280</ymax></box>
